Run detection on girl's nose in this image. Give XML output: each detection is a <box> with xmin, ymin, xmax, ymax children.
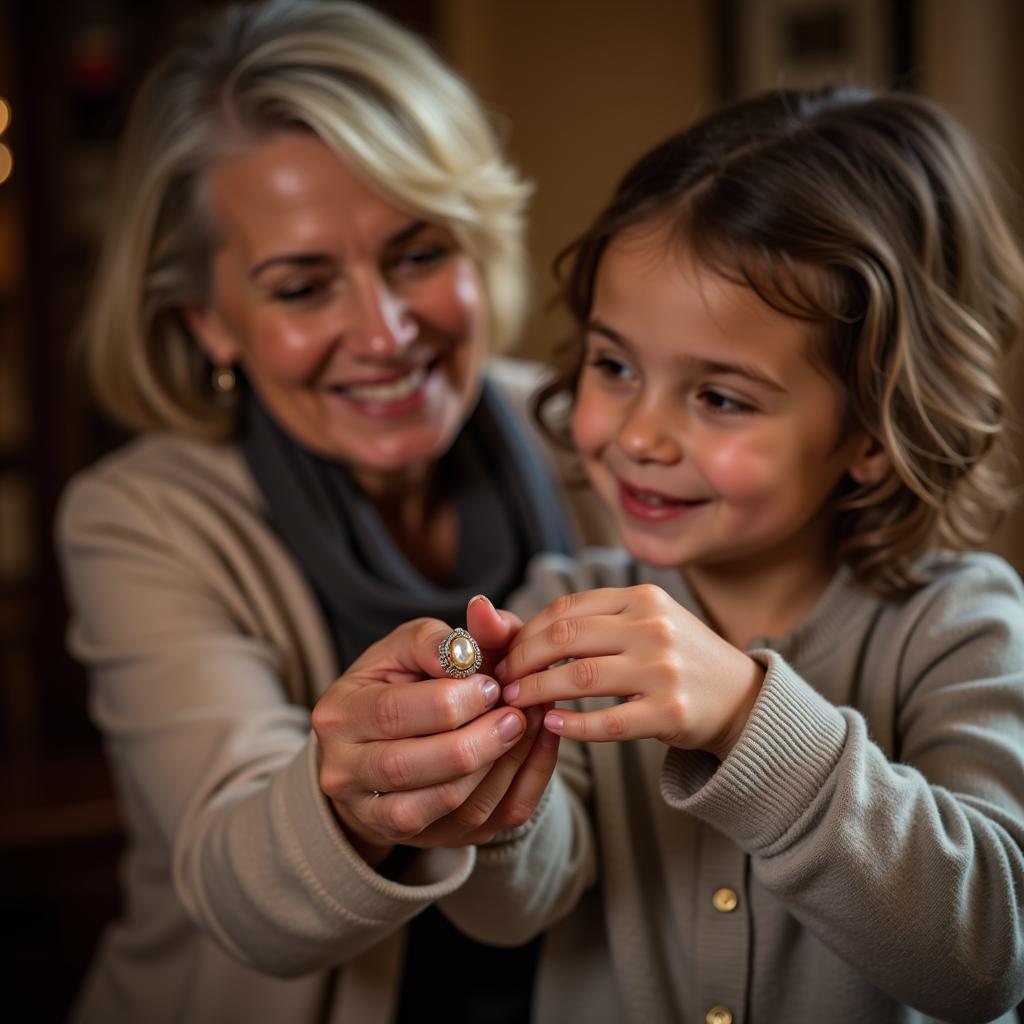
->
<box><xmin>346</xmin><ymin>277</ymin><xmax>419</xmax><ymax>358</ymax></box>
<box><xmin>617</xmin><ymin>398</ymin><xmax>683</xmax><ymax>464</ymax></box>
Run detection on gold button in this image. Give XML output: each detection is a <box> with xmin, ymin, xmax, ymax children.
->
<box><xmin>706</xmin><ymin>1006</ymin><xmax>733</xmax><ymax>1024</ymax></box>
<box><xmin>712</xmin><ymin>887</ymin><xmax>738</xmax><ymax>913</ymax></box>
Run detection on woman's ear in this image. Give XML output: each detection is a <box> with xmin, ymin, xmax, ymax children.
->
<box><xmin>183</xmin><ymin>304</ymin><xmax>239</xmax><ymax>366</ymax></box>
<box><xmin>847</xmin><ymin>435</ymin><xmax>891</xmax><ymax>487</ymax></box>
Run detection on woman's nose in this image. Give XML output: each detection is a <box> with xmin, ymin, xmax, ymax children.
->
<box><xmin>346</xmin><ymin>277</ymin><xmax>419</xmax><ymax>358</ymax></box>
<box><xmin>617</xmin><ymin>397</ymin><xmax>683</xmax><ymax>464</ymax></box>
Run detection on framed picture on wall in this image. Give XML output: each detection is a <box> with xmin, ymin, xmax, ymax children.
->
<box><xmin>715</xmin><ymin>0</ymin><xmax>916</xmax><ymax>100</ymax></box>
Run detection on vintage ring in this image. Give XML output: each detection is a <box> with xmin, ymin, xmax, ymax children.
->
<box><xmin>439</xmin><ymin>627</ymin><xmax>482</xmax><ymax>678</ymax></box>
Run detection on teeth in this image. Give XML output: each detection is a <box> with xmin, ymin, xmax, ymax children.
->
<box><xmin>346</xmin><ymin>364</ymin><xmax>427</xmax><ymax>402</ymax></box>
<box><xmin>634</xmin><ymin>490</ymin><xmax>673</xmax><ymax>506</ymax></box>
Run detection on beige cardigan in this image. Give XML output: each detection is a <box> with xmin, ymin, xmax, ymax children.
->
<box><xmin>57</xmin><ymin>359</ymin><xmax>610</xmax><ymax>1024</ymax></box>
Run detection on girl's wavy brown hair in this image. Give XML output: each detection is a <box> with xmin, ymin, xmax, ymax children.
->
<box><xmin>538</xmin><ymin>85</ymin><xmax>1024</xmax><ymax>599</ymax></box>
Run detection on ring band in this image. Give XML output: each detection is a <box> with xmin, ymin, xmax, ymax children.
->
<box><xmin>439</xmin><ymin>627</ymin><xmax>482</xmax><ymax>679</ymax></box>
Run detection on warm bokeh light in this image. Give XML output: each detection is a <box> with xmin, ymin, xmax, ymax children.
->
<box><xmin>0</xmin><ymin>98</ymin><xmax>9</xmax><ymax>135</ymax></box>
<box><xmin>0</xmin><ymin>144</ymin><xmax>12</xmax><ymax>185</ymax></box>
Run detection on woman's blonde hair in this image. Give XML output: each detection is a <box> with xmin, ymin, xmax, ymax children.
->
<box><xmin>540</xmin><ymin>86</ymin><xmax>1024</xmax><ymax>598</ymax></box>
<box><xmin>84</xmin><ymin>0</ymin><xmax>531</xmax><ymax>438</ymax></box>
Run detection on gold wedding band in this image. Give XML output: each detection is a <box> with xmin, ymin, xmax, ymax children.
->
<box><xmin>439</xmin><ymin>627</ymin><xmax>482</xmax><ymax>679</ymax></box>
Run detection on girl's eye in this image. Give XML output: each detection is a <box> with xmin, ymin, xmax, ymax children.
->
<box><xmin>697</xmin><ymin>389</ymin><xmax>754</xmax><ymax>414</ymax></box>
<box><xmin>587</xmin><ymin>354</ymin><xmax>636</xmax><ymax>382</ymax></box>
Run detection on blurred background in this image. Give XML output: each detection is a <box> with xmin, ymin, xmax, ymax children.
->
<box><xmin>0</xmin><ymin>0</ymin><xmax>1021</xmax><ymax>1018</ymax></box>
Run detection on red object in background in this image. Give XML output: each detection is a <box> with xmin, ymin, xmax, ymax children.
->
<box><xmin>70</xmin><ymin>26</ymin><xmax>122</xmax><ymax>94</ymax></box>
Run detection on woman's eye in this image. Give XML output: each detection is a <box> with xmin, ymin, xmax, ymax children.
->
<box><xmin>388</xmin><ymin>243</ymin><xmax>451</xmax><ymax>276</ymax></box>
<box><xmin>274</xmin><ymin>280</ymin><xmax>328</xmax><ymax>303</ymax></box>
<box><xmin>697</xmin><ymin>389</ymin><xmax>753</xmax><ymax>414</ymax></box>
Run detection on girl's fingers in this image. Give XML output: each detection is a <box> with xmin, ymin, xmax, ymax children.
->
<box><xmin>543</xmin><ymin>699</ymin><xmax>654</xmax><ymax>744</ymax></box>
<box><xmin>506</xmin><ymin>588</ymin><xmax>631</xmax><ymax>651</ymax></box>
<box><xmin>359</xmin><ymin>704</ymin><xmax>528</xmax><ymax>793</ymax></box>
<box><xmin>497</xmin><ymin>612</ymin><xmax>632</xmax><ymax>687</ymax></box>
<box><xmin>502</xmin><ymin>654</ymin><xmax>640</xmax><ymax>709</ymax></box>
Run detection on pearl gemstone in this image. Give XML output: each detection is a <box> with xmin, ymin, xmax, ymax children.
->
<box><xmin>450</xmin><ymin>635</ymin><xmax>476</xmax><ymax>669</ymax></box>
<box><xmin>439</xmin><ymin>628</ymin><xmax>480</xmax><ymax>678</ymax></box>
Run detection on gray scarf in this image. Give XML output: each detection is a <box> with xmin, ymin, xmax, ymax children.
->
<box><xmin>241</xmin><ymin>374</ymin><xmax>573</xmax><ymax>671</ymax></box>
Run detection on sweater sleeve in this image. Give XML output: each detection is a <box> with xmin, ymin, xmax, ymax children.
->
<box><xmin>661</xmin><ymin>558</ymin><xmax>1024</xmax><ymax>1021</ymax></box>
<box><xmin>435</xmin><ymin>552</ymin><xmax>624</xmax><ymax>943</ymax></box>
<box><xmin>56</xmin><ymin>467</ymin><xmax>474</xmax><ymax>977</ymax></box>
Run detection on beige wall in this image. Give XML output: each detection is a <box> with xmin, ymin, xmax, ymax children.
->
<box><xmin>918</xmin><ymin>0</ymin><xmax>1024</xmax><ymax>570</ymax></box>
<box><xmin>439</xmin><ymin>0</ymin><xmax>714</xmax><ymax>359</ymax></box>
<box><xmin>439</xmin><ymin>0</ymin><xmax>1023</xmax><ymax>574</ymax></box>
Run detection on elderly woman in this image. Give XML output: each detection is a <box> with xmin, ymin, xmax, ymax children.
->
<box><xmin>56</xmin><ymin>2</ymin><xmax>609</xmax><ymax>1022</ymax></box>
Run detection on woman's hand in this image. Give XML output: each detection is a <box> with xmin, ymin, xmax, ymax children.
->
<box><xmin>311</xmin><ymin>596</ymin><xmax>559</xmax><ymax>866</ymax></box>
<box><xmin>496</xmin><ymin>585</ymin><xmax>765</xmax><ymax>762</ymax></box>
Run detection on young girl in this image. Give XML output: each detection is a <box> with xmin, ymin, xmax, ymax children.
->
<box><xmin>490</xmin><ymin>86</ymin><xmax>1024</xmax><ymax>1023</ymax></box>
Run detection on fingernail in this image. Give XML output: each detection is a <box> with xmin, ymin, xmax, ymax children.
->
<box><xmin>468</xmin><ymin>593</ymin><xmax>491</xmax><ymax>610</ymax></box>
<box><xmin>497</xmin><ymin>712</ymin><xmax>525</xmax><ymax>743</ymax></box>
<box><xmin>545</xmin><ymin>711</ymin><xmax>565</xmax><ymax>733</ymax></box>
<box><xmin>481</xmin><ymin>680</ymin><xmax>500</xmax><ymax>707</ymax></box>
<box><xmin>503</xmin><ymin>681</ymin><xmax>520</xmax><ymax>703</ymax></box>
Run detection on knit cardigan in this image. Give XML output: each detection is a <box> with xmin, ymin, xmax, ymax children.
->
<box><xmin>56</xmin><ymin>358</ymin><xmax>611</xmax><ymax>1024</ymax></box>
<box><xmin>507</xmin><ymin>548</ymin><xmax>1024</xmax><ymax>1024</ymax></box>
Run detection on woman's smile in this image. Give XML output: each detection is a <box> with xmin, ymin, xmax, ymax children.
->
<box><xmin>187</xmin><ymin>132</ymin><xmax>489</xmax><ymax>488</ymax></box>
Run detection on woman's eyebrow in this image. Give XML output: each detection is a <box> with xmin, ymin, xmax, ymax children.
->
<box><xmin>248</xmin><ymin>221</ymin><xmax>430</xmax><ymax>279</ymax></box>
<box><xmin>249</xmin><ymin>253</ymin><xmax>332</xmax><ymax>279</ymax></box>
<box><xmin>383</xmin><ymin>220</ymin><xmax>428</xmax><ymax>247</ymax></box>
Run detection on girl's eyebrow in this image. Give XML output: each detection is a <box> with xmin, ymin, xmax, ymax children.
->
<box><xmin>248</xmin><ymin>220</ymin><xmax>429</xmax><ymax>279</ymax></box>
<box><xmin>585</xmin><ymin>317</ymin><xmax>787</xmax><ymax>393</ymax></box>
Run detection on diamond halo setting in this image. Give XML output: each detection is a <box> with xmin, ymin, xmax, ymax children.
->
<box><xmin>439</xmin><ymin>627</ymin><xmax>482</xmax><ymax>679</ymax></box>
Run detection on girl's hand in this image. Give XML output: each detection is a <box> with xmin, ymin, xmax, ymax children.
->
<box><xmin>311</xmin><ymin>596</ymin><xmax>558</xmax><ymax>866</ymax></box>
<box><xmin>496</xmin><ymin>585</ymin><xmax>764</xmax><ymax>762</ymax></box>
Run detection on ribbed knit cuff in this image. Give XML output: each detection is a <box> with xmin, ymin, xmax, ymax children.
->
<box><xmin>293</xmin><ymin>737</ymin><xmax>475</xmax><ymax>918</ymax></box>
<box><xmin>660</xmin><ymin>650</ymin><xmax>848</xmax><ymax>850</ymax></box>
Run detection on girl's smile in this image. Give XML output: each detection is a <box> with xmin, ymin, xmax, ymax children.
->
<box><xmin>572</xmin><ymin>223</ymin><xmax>884</xmax><ymax>607</ymax></box>
<box><xmin>617</xmin><ymin>479</ymin><xmax>711</xmax><ymax>522</ymax></box>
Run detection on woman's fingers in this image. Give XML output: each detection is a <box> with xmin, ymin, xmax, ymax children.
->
<box><xmin>482</xmin><ymin>707</ymin><xmax>561</xmax><ymax>830</ymax></box>
<box><xmin>357</xmin><ymin>704</ymin><xmax>528</xmax><ymax>794</ymax></box>
<box><xmin>413</xmin><ymin>705</ymin><xmax>547</xmax><ymax>844</ymax></box>
<box><xmin>362</xmin><ymin>766</ymin><xmax>491</xmax><ymax>845</ymax></box>
<box><xmin>349</xmin><ymin>707</ymin><xmax>553</xmax><ymax>846</ymax></box>
<box><xmin>328</xmin><ymin>673</ymin><xmax>503</xmax><ymax>743</ymax></box>
<box><xmin>467</xmin><ymin>594</ymin><xmax>522</xmax><ymax>657</ymax></box>
<box><xmin>347</xmin><ymin>617</ymin><xmax>458</xmax><ymax>683</ymax></box>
